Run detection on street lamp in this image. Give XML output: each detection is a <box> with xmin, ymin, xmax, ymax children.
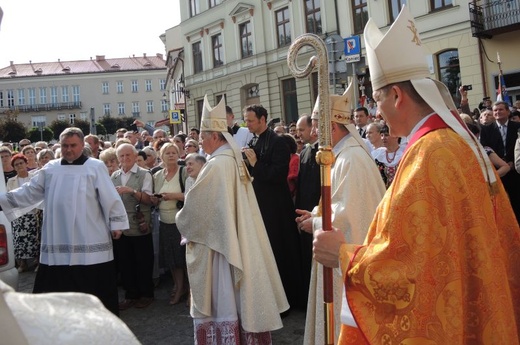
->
<box><xmin>173</xmin><ymin>74</ymin><xmax>190</xmax><ymax>134</ymax></box>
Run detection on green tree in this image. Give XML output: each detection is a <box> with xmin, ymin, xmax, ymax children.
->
<box><xmin>95</xmin><ymin>122</ymin><xmax>107</xmax><ymax>137</ymax></box>
<box><xmin>49</xmin><ymin>120</ymin><xmax>71</xmax><ymax>140</ymax></box>
<box><xmin>73</xmin><ymin>119</ymin><xmax>90</xmax><ymax>135</ymax></box>
<box><xmin>99</xmin><ymin>115</ymin><xmax>118</xmax><ymax>135</ymax></box>
<box><xmin>28</xmin><ymin>127</ymin><xmax>54</xmax><ymax>142</ymax></box>
<box><xmin>0</xmin><ymin>117</ymin><xmax>28</xmax><ymax>143</ymax></box>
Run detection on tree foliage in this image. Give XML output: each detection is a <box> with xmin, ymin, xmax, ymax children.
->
<box><xmin>0</xmin><ymin>116</ymin><xmax>28</xmax><ymax>143</ymax></box>
<box><xmin>48</xmin><ymin>120</ymin><xmax>71</xmax><ymax>140</ymax></box>
<box><xmin>28</xmin><ymin>127</ymin><xmax>54</xmax><ymax>142</ymax></box>
<box><xmin>73</xmin><ymin>119</ymin><xmax>91</xmax><ymax>135</ymax></box>
<box><xmin>99</xmin><ymin>116</ymin><xmax>135</xmax><ymax>135</ymax></box>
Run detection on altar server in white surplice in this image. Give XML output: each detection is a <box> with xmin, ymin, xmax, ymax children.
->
<box><xmin>0</xmin><ymin>127</ymin><xmax>128</xmax><ymax>315</ymax></box>
<box><xmin>176</xmin><ymin>96</ymin><xmax>289</xmax><ymax>344</ymax></box>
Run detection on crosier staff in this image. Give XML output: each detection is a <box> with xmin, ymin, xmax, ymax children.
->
<box><xmin>287</xmin><ymin>34</ymin><xmax>334</xmax><ymax>345</ymax></box>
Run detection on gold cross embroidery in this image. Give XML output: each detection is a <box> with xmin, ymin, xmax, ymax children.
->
<box><xmin>407</xmin><ymin>20</ymin><xmax>421</xmax><ymax>46</ymax></box>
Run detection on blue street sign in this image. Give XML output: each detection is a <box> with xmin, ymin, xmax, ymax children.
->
<box><xmin>344</xmin><ymin>35</ymin><xmax>361</xmax><ymax>56</ymax></box>
<box><xmin>170</xmin><ymin>110</ymin><xmax>181</xmax><ymax>124</ymax></box>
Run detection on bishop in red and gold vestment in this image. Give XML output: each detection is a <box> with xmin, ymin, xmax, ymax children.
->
<box><xmin>313</xmin><ymin>6</ymin><xmax>520</xmax><ymax>345</ymax></box>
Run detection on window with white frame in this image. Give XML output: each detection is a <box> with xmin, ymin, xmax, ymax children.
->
<box><xmin>118</xmin><ymin>102</ymin><xmax>125</xmax><ymax>115</ymax></box>
<box><xmin>305</xmin><ymin>0</ymin><xmax>322</xmax><ymax>35</ymax></box>
<box><xmin>39</xmin><ymin>88</ymin><xmax>47</xmax><ymax>104</ymax></box>
<box><xmin>193</xmin><ymin>42</ymin><xmax>203</xmax><ymax>74</ymax></box>
<box><xmin>209</xmin><ymin>0</ymin><xmax>221</xmax><ymax>8</ymax></box>
<box><xmin>352</xmin><ymin>0</ymin><xmax>368</xmax><ymax>34</ymax></box>
<box><xmin>103</xmin><ymin>103</ymin><xmax>111</xmax><ymax>116</ymax></box>
<box><xmin>131</xmin><ymin>80</ymin><xmax>138</xmax><ymax>93</ymax></box>
<box><xmin>102</xmin><ymin>82</ymin><xmax>109</xmax><ymax>94</ymax></box>
<box><xmin>17</xmin><ymin>89</ymin><xmax>25</xmax><ymax>106</ymax></box>
<box><xmin>239</xmin><ymin>21</ymin><xmax>253</xmax><ymax>58</ymax></box>
<box><xmin>146</xmin><ymin>100</ymin><xmax>154</xmax><ymax>113</ymax></box>
<box><xmin>388</xmin><ymin>0</ymin><xmax>406</xmax><ymax>23</ymax></box>
<box><xmin>29</xmin><ymin>88</ymin><xmax>36</xmax><ymax>105</ymax></box>
<box><xmin>50</xmin><ymin>87</ymin><xmax>58</xmax><ymax>105</ymax></box>
<box><xmin>132</xmin><ymin>102</ymin><xmax>140</xmax><ymax>117</ymax></box>
<box><xmin>431</xmin><ymin>0</ymin><xmax>452</xmax><ymax>11</ymax></box>
<box><xmin>212</xmin><ymin>34</ymin><xmax>224</xmax><ymax>67</ymax></box>
<box><xmin>117</xmin><ymin>81</ymin><xmax>124</xmax><ymax>93</ymax></box>
<box><xmin>190</xmin><ymin>0</ymin><xmax>200</xmax><ymax>17</ymax></box>
<box><xmin>69</xmin><ymin>113</ymin><xmax>76</xmax><ymax>124</ymax></box>
<box><xmin>80</xmin><ymin>112</ymin><xmax>88</xmax><ymax>121</ymax></box>
<box><xmin>7</xmin><ymin>90</ymin><xmax>14</xmax><ymax>107</ymax></box>
<box><xmin>61</xmin><ymin>86</ymin><xmax>69</xmax><ymax>102</ymax></box>
<box><xmin>276</xmin><ymin>7</ymin><xmax>291</xmax><ymax>48</ymax></box>
<box><xmin>160</xmin><ymin>79</ymin><xmax>166</xmax><ymax>91</ymax></box>
<box><xmin>57</xmin><ymin>114</ymin><xmax>66</xmax><ymax>121</ymax></box>
<box><xmin>145</xmin><ymin>80</ymin><xmax>152</xmax><ymax>92</ymax></box>
<box><xmin>31</xmin><ymin>115</ymin><xmax>47</xmax><ymax>128</ymax></box>
<box><xmin>72</xmin><ymin>86</ymin><xmax>80</xmax><ymax>103</ymax></box>
<box><xmin>161</xmin><ymin>99</ymin><xmax>168</xmax><ymax>112</ymax></box>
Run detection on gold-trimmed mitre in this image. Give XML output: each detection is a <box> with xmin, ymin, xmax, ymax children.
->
<box><xmin>364</xmin><ymin>5</ymin><xmax>430</xmax><ymax>91</ymax></box>
<box><xmin>200</xmin><ymin>95</ymin><xmax>228</xmax><ymax>132</ymax></box>
<box><xmin>312</xmin><ymin>82</ymin><xmax>354</xmax><ymax>125</ymax></box>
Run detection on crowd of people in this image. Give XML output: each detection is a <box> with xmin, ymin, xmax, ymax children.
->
<box><xmin>1</xmin><ymin>5</ymin><xmax>520</xmax><ymax>344</ymax></box>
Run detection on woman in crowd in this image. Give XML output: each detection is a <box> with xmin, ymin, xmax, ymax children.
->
<box><xmin>21</xmin><ymin>145</ymin><xmax>38</xmax><ymax>170</ymax></box>
<box><xmin>372</xmin><ymin>125</ymin><xmax>405</xmax><ymax>188</ymax></box>
<box><xmin>1</xmin><ymin>146</ymin><xmax>15</xmax><ymax>183</ymax></box>
<box><xmin>136</xmin><ymin>151</ymin><xmax>148</xmax><ymax>169</ymax></box>
<box><xmin>172</xmin><ymin>134</ymin><xmax>187</xmax><ymax>160</ymax></box>
<box><xmin>7</xmin><ymin>154</ymin><xmax>39</xmax><ymax>272</ymax></box>
<box><xmin>184</xmin><ymin>139</ymin><xmax>199</xmax><ymax>156</ymax></box>
<box><xmin>151</xmin><ymin>143</ymin><xmax>187</xmax><ymax>305</ymax></box>
<box><xmin>99</xmin><ymin>148</ymin><xmax>119</xmax><ymax>176</ymax></box>
<box><xmin>184</xmin><ymin>153</ymin><xmax>206</xmax><ymax>192</ymax></box>
<box><xmin>36</xmin><ymin>149</ymin><xmax>55</xmax><ymax>169</ymax></box>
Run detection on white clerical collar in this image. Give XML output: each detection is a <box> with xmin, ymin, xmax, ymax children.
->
<box><xmin>209</xmin><ymin>143</ymin><xmax>231</xmax><ymax>158</ymax></box>
<box><xmin>333</xmin><ymin>133</ymin><xmax>352</xmax><ymax>156</ymax></box>
<box><xmin>405</xmin><ymin>112</ymin><xmax>436</xmax><ymax>144</ymax></box>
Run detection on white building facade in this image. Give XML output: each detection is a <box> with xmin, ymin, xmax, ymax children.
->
<box><xmin>164</xmin><ymin>0</ymin><xmax>520</xmax><ymax>129</ymax></box>
<box><xmin>0</xmin><ymin>54</ymin><xmax>168</xmax><ymax>135</ymax></box>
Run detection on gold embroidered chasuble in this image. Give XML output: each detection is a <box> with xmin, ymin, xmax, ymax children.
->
<box><xmin>339</xmin><ymin>128</ymin><xmax>520</xmax><ymax>344</ymax></box>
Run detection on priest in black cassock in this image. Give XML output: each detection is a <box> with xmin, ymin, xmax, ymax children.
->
<box><xmin>242</xmin><ymin>104</ymin><xmax>304</xmax><ymax>310</ymax></box>
<box><xmin>294</xmin><ymin>114</ymin><xmax>321</xmax><ymax>306</ymax></box>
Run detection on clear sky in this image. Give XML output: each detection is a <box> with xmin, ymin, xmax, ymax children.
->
<box><xmin>0</xmin><ymin>0</ymin><xmax>181</xmax><ymax>68</ymax></box>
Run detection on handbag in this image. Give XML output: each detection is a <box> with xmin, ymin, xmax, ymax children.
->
<box><xmin>135</xmin><ymin>193</ymin><xmax>149</xmax><ymax>234</ymax></box>
<box><xmin>176</xmin><ymin>166</ymin><xmax>185</xmax><ymax>209</ymax></box>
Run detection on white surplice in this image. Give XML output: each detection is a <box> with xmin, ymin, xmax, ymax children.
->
<box><xmin>0</xmin><ymin>158</ymin><xmax>128</xmax><ymax>266</ymax></box>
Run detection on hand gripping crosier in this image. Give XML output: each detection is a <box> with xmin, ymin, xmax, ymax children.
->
<box><xmin>287</xmin><ymin>34</ymin><xmax>335</xmax><ymax>345</ymax></box>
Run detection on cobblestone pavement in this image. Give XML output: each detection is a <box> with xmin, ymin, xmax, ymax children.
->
<box><xmin>18</xmin><ymin>267</ymin><xmax>306</xmax><ymax>344</ymax></box>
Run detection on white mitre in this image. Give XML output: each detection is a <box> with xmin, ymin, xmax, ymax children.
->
<box><xmin>364</xmin><ymin>5</ymin><xmax>497</xmax><ymax>186</ymax></box>
<box><xmin>200</xmin><ymin>95</ymin><xmax>251</xmax><ymax>181</ymax></box>
<box><xmin>312</xmin><ymin>82</ymin><xmax>370</xmax><ymax>155</ymax></box>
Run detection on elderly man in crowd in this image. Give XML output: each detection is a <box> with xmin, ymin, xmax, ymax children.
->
<box><xmin>111</xmin><ymin>143</ymin><xmax>154</xmax><ymax>310</ymax></box>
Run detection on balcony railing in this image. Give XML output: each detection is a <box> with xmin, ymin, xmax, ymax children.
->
<box><xmin>0</xmin><ymin>101</ymin><xmax>82</xmax><ymax>114</ymax></box>
<box><xmin>470</xmin><ymin>0</ymin><xmax>520</xmax><ymax>38</ymax></box>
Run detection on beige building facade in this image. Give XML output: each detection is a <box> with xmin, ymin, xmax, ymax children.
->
<box><xmin>164</xmin><ymin>0</ymin><xmax>520</xmax><ymax>129</ymax></box>
<box><xmin>0</xmin><ymin>54</ymin><xmax>169</xmax><ymax>137</ymax></box>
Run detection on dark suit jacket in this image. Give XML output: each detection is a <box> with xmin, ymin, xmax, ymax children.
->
<box><xmin>480</xmin><ymin>120</ymin><xmax>520</xmax><ymax>162</ymax></box>
<box><xmin>480</xmin><ymin>120</ymin><xmax>520</xmax><ymax>224</ymax></box>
